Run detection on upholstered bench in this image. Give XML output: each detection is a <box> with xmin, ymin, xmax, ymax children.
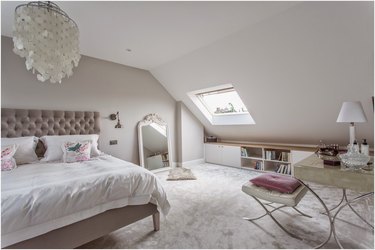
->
<box><xmin>242</xmin><ymin>173</ymin><xmax>310</xmax><ymax>239</ymax></box>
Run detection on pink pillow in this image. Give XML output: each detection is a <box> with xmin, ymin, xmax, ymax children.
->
<box><xmin>250</xmin><ymin>173</ymin><xmax>300</xmax><ymax>193</ymax></box>
<box><xmin>1</xmin><ymin>145</ymin><xmax>18</xmax><ymax>171</ymax></box>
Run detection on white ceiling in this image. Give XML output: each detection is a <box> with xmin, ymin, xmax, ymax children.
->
<box><xmin>1</xmin><ymin>1</ymin><xmax>374</xmax><ymax>146</ymax></box>
<box><xmin>1</xmin><ymin>1</ymin><xmax>298</xmax><ymax>70</ymax></box>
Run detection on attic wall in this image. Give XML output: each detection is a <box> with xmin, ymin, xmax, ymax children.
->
<box><xmin>176</xmin><ymin>101</ymin><xmax>204</xmax><ymax>165</ymax></box>
<box><xmin>151</xmin><ymin>1</ymin><xmax>374</xmax><ymax>147</ymax></box>
<box><xmin>1</xmin><ymin>36</ymin><xmax>177</xmax><ymax>164</ymax></box>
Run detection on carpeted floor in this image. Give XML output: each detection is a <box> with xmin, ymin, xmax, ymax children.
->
<box><xmin>80</xmin><ymin>164</ymin><xmax>374</xmax><ymax>249</ymax></box>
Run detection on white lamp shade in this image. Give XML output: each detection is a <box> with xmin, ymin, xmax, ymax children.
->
<box><xmin>336</xmin><ymin>101</ymin><xmax>368</xmax><ymax>123</ymax></box>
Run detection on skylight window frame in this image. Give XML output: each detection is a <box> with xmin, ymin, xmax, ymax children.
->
<box><xmin>187</xmin><ymin>84</ymin><xmax>255</xmax><ymax>126</ymax></box>
<box><xmin>195</xmin><ymin>87</ymin><xmax>248</xmax><ymax>116</ymax></box>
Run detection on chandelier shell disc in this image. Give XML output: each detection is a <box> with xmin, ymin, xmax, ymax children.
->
<box><xmin>13</xmin><ymin>2</ymin><xmax>80</xmax><ymax>83</ymax></box>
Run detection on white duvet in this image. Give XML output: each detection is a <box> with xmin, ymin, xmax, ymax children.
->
<box><xmin>1</xmin><ymin>154</ymin><xmax>170</xmax><ymax>247</ymax></box>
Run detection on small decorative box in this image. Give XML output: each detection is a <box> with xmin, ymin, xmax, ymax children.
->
<box><xmin>205</xmin><ymin>136</ymin><xmax>218</xmax><ymax>143</ymax></box>
<box><xmin>323</xmin><ymin>159</ymin><xmax>341</xmax><ymax>166</ymax></box>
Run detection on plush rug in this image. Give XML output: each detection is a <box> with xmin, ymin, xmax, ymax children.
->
<box><xmin>166</xmin><ymin>167</ymin><xmax>197</xmax><ymax>181</ymax></box>
<box><xmin>80</xmin><ymin>163</ymin><xmax>374</xmax><ymax>249</ymax></box>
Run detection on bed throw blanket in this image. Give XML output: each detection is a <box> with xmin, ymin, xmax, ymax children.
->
<box><xmin>1</xmin><ymin>154</ymin><xmax>170</xmax><ymax>247</ymax></box>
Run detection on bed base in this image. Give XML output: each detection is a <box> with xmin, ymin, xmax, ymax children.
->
<box><xmin>6</xmin><ymin>203</ymin><xmax>159</xmax><ymax>249</ymax></box>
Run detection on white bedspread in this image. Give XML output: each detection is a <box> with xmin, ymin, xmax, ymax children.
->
<box><xmin>1</xmin><ymin>154</ymin><xmax>170</xmax><ymax>247</ymax></box>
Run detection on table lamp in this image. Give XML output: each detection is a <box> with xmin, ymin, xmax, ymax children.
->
<box><xmin>336</xmin><ymin>101</ymin><xmax>367</xmax><ymax>144</ymax></box>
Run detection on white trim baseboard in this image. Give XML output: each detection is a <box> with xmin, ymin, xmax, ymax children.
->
<box><xmin>150</xmin><ymin>166</ymin><xmax>172</xmax><ymax>174</ymax></box>
<box><xmin>176</xmin><ymin>158</ymin><xmax>205</xmax><ymax>167</ymax></box>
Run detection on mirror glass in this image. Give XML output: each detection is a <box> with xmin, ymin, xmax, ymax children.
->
<box><xmin>138</xmin><ymin>114</ymin><xmax>171</xmax><ymax>170</ymax></box>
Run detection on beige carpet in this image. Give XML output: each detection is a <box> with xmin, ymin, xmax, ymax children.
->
<box><xmin>167</xmin><ymin>167</ymin><xmax>197</xmax><ymax>181</ymax></box>
<box><xmin>80</xmin><ymin>163</ymin><xmax>374</xmax><ymax>249</ymax></box>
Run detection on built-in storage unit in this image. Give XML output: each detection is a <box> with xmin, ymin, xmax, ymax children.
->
<box><xmin>205</xmin><ymin>142</ymin><xmax>315</xmax><ymax>176</ymax></box>
<box><xmin>205</xmin><ymin>143</ymin><xmax>241</xmax><ymax>167</ymax></box>
<box><xmin>241</xmin><ymin>146</ymin><xmax>292</xmax><ymax>175</ymax></box>
<box><xmin>240</xmin><ymin>146</ymin><xmax>264</xmax><ymax>171</ymax></box>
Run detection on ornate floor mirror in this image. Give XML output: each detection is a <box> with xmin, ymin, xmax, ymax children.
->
<box><xmin>138</xmin><ymin>114</ymin><xmax>172</xmax><ymax>171</ymax></box>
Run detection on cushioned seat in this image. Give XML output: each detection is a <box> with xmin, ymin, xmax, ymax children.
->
<box><xmin>242</xmin><ymin>181</ymin><xmax>308</xmax><ymax>207</ymax></box>
<box><xmin>241</xmin><ymin>173</ymin><xmax>311</xmax><ymax>240</ymax></box>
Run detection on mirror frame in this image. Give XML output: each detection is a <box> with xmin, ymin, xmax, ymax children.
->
<box><xmin>138</xmin><ymin>113</ymin><xmax>172</xmax><ymax>168</ymax></box>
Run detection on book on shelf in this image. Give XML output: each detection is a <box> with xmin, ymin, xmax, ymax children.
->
<box><xmin>241</xmin><ymin>148</ymin><xmax>248</xmax><ymax>157</ymax></box>
<box><xmin>254</xmin><ymin>161</ymin><xmax>264</xmax><ymax>170</ymax></box>
<box><xmin>280</xmin><ymin>152</ymin><xmax>291</xmax><ymax>162</ymax></box>
<box><xmin>271</xmin><ymin>151</ymin><xmax>276</xmax><ymax>160</ymax></box>
<box><xmin>265</xmin><ymin>150</ymin><xmax>277</xmax><ymax>160</ymax></box>
<box><xmin>265</xmin><ymin>150</ymin><xmax>276</xmax><ymax>160</ymax></box>
<box><xmin>275</xmin><ymin>164</ymin><xmax>291</xmax><ymax>175</ymax></box>
<box><xmin>266</xmin><ymin>151</ymin><xmax>269</xmax><ymax>160</ymax></box>
<box><xmin>275</xmin><ymin>164</ymin><xmax>281</xmax><ymax>173</ymax></box>
<box><xmin>284</xmin><ymin>164</ymin><xmax>291</xmax><ymax>175</ymax></box>
<box><xmin>280</xmin><ymin>165</ymin><xmax>286</xmax><ymax>174</ymax></box>
<box><xmin>274</xmin><ymin>165</ymin><xmax>280</xmax><ymax>173</ymax></box>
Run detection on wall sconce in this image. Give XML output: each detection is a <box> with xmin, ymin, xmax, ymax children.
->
<box><xmin>110</xmin><ymin>111</ymin><xmax>122</xmax><ymax>128</ymax></box>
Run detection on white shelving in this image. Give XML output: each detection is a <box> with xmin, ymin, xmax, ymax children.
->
<box><xmin>205</xmin><ymin>142</ymin><xmax>315</xmax><ymax>176</ymax></box>
<box><xmin>242</xmin><ymin>146</ymin><xmax>292</xmax><ymax>174</ymax></box>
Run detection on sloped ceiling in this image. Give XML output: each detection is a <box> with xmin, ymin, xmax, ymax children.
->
<box><xmin>151</xmin><ymin>1</ymin><xmax>374</xmax><ymax>146</ymax></box>
<box><xmin>1</xmin><ymin>1</ymin><xmax>298</xmax><ymax>70</ymax></box>
<box><xmin>1</xmin><ymin>1</ymin><xmax>373</xmax><ymax>146</ymax></box>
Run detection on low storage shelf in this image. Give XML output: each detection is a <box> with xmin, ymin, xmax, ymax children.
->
<box><xmin>241</xmin><ymin>146</ymin><xmax>292</xmax><ymax>174</ymax></box>
<box><xmin>205</xmin><ymin>142</ymin><xmax>316</xmax><ymax>176</ymax></box>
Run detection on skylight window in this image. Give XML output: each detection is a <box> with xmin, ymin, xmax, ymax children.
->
<box><xmin>188</xmin><ymin>84</ymin><xmax>255</xmax><ymax>125</ymax></box>
<box><xmin>197</xmin><ymin>88</ymin><xmax>248</xmax><ymax>115</ymax></box>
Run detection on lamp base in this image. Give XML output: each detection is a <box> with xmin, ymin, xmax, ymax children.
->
<box><xmin>349</xmin><ymin>123</ymin><xmax>355</xmax><ymax>145</ymax></box>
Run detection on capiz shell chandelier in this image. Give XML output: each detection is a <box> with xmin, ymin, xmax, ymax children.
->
<box><xmin>13</xmin><ymin>1</ymin><xmax>80</xmax><ymax>83</ymax></box>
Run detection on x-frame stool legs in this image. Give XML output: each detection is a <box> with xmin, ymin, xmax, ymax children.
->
<box><xmin>243</xmin><ymin>195</ymin><xmax>311</xmax><ymax>240</ymax></box>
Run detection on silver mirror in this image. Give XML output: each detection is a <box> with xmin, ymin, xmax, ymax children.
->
<box><xmin>138</xmin><ymin>114</ymin><xmax>172</xmax><ymax>170</ymax></box>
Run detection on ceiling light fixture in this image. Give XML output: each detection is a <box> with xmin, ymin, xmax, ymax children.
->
<box><xmin>13</xmin><ymin>1</ymin><xmax>81</xmax><ymax>83</ymax></box>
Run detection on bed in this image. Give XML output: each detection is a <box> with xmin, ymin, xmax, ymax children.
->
<box><xmin>1</xmin><ymin>108</ymin><xmax>170</xmax><ymax>249</ymax></box>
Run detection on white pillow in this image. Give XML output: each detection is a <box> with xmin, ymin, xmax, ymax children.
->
<box><xmin>62</xmin><ymin>141</ymin><xmax>92</xmax><ymax>163</ymax></box>
<box><xmin>40</xmin><ymin>134</ymin><xmax>101</xmax><ymax>162</ymax></box>
<box><xmin>1</xmin><ymin>136</ymin><xmax>39</xmax><ymax>165</ymax></box>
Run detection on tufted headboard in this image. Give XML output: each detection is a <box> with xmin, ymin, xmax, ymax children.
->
<box><xmin>1</xmin><ymin>108</ymin><xmax>100</xmax><ymax>157</ymax></box>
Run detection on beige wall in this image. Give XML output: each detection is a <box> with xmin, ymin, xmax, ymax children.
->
<box><xmin>152</xmin><ymin>1</ymin><xmax>374</xmax><ymax>147</ymax></box>
<box><xmin>176</xmin><ymin>101</ymin><xmax>204</xmax><ymax>164</ymax></box>
<box><xmin>1</xmin><ymin>36</ymin><xmax>177</xmax><ymax>164</ymax></box>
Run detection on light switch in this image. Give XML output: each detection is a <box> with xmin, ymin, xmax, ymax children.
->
<box><xmin>109</xmin><ymin>140</ymin><xmax>118</xmax><ymax>145</ymax></box>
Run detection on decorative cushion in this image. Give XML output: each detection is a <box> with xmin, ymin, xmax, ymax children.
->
<box><xmin>62</xmin><ymin>141</ymin><xmax>91</xmax><ymax>163</ymax></box>
<box><xmin>250</xmin><ymin>173</ymin><xmax>301</xmax><ymax>194</ymax></box>
<box><xmin>40</xmin><ymin>134</ymin><xmax>101</xmax><ymax>162</ymax></box>
<box><xmin>242</xmin><ymin>181</ymin><xmax>307</xmax><ymax>207</ymax></box>
<box><xmin>1</xmin><ymin>145</ymin><xmax>18</xmax><ymax>171</ymax></box>
<box><xmin>1</xmin><ymin>136</ymin><xmax>38</xmax><ymax>164</ymax></box>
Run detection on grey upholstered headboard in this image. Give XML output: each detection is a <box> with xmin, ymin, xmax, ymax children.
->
<box><xmin>1</xmin><ymin>109</ymin><xmax>100</xmax><ymax>137</ymax></box>
<box><xmin>1</xmin><ymin>108</ymin><xmax>100</xmax><ymax>156</ymax></box>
